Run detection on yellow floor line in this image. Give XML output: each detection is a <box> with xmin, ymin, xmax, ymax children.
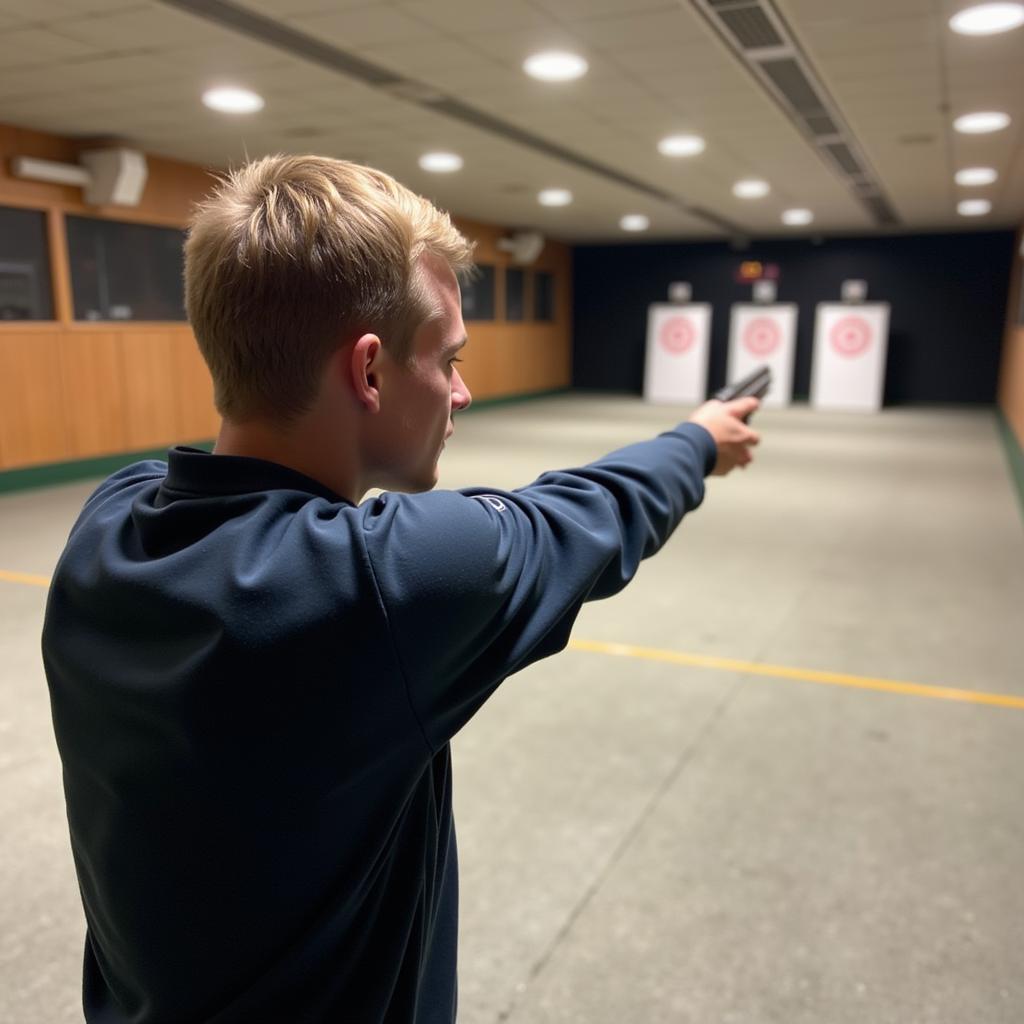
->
<box><xmin>0</xmin><ymin>569</ymin><xmax>51</xmax><ymax>588</ymax></box>
<box><xmin>568</xmin><ymin>638</ymin><xmax>1024</xmax><ymax>710</ymax></box>
<box><xmin>2</xmin><ymin>569</ymin><xmax>1018</xmax><ymax>710</ymax></box>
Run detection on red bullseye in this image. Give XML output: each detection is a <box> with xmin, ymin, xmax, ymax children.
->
<box><xmin>829</xmin><ymin>316</ymin><xmax>872</xmax><ymax>358</ymax></box>
<box><xmin>658</xmin><ymin>316</ymin><xmax>696</xmax><ymax>355</ymax></box>
<box><xmin>742</xmin><ymin>316</ymin><xmax>781</xmax><ymax>356</ymax></box>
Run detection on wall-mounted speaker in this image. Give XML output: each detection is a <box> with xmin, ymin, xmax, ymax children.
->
<box><xmin>496</xmin><ymin>230</ymin><xmax>545</xmax><ymax>265</ymax></box>
<box><xmin>80</xmin><ymin>149</ymin><xmax>148</xmax><ymax>206</ymax></box>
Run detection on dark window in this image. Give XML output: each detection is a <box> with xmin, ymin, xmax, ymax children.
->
<box><xmin>533</xmin><ymin>270</ymin><xmax>555</xmax><ymax>322</ymax></box>
<box><xmin>461</xmin><ymin>264</ymin><xmax>495</xmax><ymax>321</ymax></box>
<box><xmin>505</xmin><ymin>268</ymin><xmax>525</xmax><ymax>321</ymax></box>
<box><xmin>66</xmin><ymin>216</ymin><xmax>186</xmax><ymax>321</ymax></box>
<box><xmin>0</xmin><ymin>206</ymin><xmax>54</xmax><ymax>320</ymax></box>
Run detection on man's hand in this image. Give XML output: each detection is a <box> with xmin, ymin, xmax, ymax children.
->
<box><xmin>688</xmin><ymin>396</ymin><xmax>761</xmax><ymax>476</ymax></box>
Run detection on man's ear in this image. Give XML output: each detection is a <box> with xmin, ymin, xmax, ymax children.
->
<box><xmin>349</xmin><ymin>334</ymin><xmax>384</xmax><ymax>413</ymax></box>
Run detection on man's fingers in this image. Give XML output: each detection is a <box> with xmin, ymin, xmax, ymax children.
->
<box><xmin>726</xmin><ymin>395</ymin><xmax>760</xmax><ymax>418</ymax></box>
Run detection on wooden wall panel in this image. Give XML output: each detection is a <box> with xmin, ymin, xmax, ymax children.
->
<box><xmin>117</xmin><ymin>332</ymin><xmax>180</xmax><ymax>450</ymax></box>
<box><xmin>0</xmin><ymin>332</ymin><xmax>69</xmax><ymax>469</ymax></box>
<box><xmin>998</xmin><ymin>227</ymin><xmax>1024</xmax><ymax>448</ymax></box>
<box><xmin>999</xmin><ymin>327</ymin><xmax>1024</xmax><ymax>446</ymax></box>
<box><xmin>454</xmin><ymin>216</ymin><xmax>573</xmax><ymax>402</ymax></box>
<box><xmin>59</xmin><ymin>332</ymin><xmax>127</xmax><ymax>458</ymax></box>
<box><xmin>460</xmin><ymin>324</ymin><xmax>572</xmax><ymax>402</ymax></box>
<box><xmin>0</xmin><ymin>125</ymin><xmax>573</xmax><ymax>473</ymax></box>
<box><xmin>170</xmin><ymin>332</ymin><xmax>220</xmax><ymax>441</ymax></box>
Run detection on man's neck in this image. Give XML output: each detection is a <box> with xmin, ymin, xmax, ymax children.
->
<box><xmin>214</xmin><ymin>415</ymin><xmax>361</xmax><ymax>503</ymax></box>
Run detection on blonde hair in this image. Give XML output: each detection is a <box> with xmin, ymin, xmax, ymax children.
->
<box><xmin>184</xmin><ymin>154</ymin><xmax>474</xmax><ymax>422</ymax></box>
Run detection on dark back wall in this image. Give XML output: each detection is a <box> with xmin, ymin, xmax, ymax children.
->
<box><xmin>572</xmin><ymin>230</ymin><xmax>1016</xmax><ymax>404</ymax></box>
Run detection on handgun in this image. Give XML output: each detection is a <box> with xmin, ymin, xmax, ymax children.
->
<box><xmin>713</xmin><ymin>364</ymin><xmax>772</xmax><ymax>403</ymax></box>
<box><xmin>713</xmin><ymin>364</ymin><xmax>771</xmax><ymax>421</ymax></box>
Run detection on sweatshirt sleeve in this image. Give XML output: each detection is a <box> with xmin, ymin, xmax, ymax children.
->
<box><xmin>359</xmin><ymin>422</ymin><xmax>717</xmax><ymax>751</ymax></box>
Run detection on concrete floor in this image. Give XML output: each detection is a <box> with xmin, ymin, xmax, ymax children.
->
<box><xmin>2</xmin><ymin>395</ymin><xmax>1022</xmax><ymax>1023</ymax></box>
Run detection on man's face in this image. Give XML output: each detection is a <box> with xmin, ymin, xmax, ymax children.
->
<box><xmin>369</xmin><ymin>255</ymin><xmax>472</xmax><ymax>493</ymax></box>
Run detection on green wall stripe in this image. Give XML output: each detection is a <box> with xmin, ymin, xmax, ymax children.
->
<box><xmin>997</xmin><ymin>408</ymin><xmax>1024</xmax><ymax>524</ymax></box>
<box><xmin>0</xmin><ymin>389</ymin><xmax>569</xmax><ymax>496</ymax></box>
<box><xmin>0</xmin><ymin>441</ymin><xmax>214</xmax><ymax>496</ymax></box>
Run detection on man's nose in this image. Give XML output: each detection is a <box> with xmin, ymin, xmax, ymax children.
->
<box><xmin>452</xmin><ymin>368</ymin><xmax>472</xmax><ymax>411</ymax></box>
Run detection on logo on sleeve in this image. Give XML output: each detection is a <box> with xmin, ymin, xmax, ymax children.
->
<box><xmin>475</xmin><ymin>494</ymin><xmax>507</xmax><ymax>512</ymax></box>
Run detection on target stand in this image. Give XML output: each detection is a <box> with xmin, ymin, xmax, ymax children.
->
<box><xmin>726</xmin><ymin>303</ymin><xmax>797</xmax><ymax>408</ymax></box>
<box><xmin>643</xmin><ymin>303</ymin><xmax>712</xmax><ymax>405</ymax></box>
<box><xmin>810</xmin><ymin>303</ymin><xmax>890</xmax><ymax>412</ymax></box>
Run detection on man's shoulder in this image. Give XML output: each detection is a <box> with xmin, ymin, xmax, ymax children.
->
<box><xmin>91</xmin><ymin>458</ymin><xmax>168</xmax><ymax>500</ymax></box>
<box><xmin>72</xmin><ymin>459</ymin><xmax>167</xmax><ymax>523</ymax></box>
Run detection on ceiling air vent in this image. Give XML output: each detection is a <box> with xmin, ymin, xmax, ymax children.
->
<box><xmin>861</xmin><ymin>195</ymin><xmax>898</xmax><ymax>225</ymax></box>
<box><xmin>821</xmin><ymin>141</ymin><xmax>863</xmax><ymax>177</ymax></box>
<box><xmin>690</xmin><ymin>0</ymin><xmax>900</xmax><ymax>227</ymax></box>
<box><xmin>759</xmin><ymin>58</ymin><xmax>822</xmax><ymax>114</ymax></box>
<box><xmin>714</xmin><ymin>4</ymin><xmax>784</xmax><ymax>49</ymax></box>
<box><xmin>804</xmin><ymin>113</ymin><xmax>838</xmax><ymax>136</ymax></box>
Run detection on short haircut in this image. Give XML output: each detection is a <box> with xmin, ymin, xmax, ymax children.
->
<box><xmin>184</xmin><ymin>155</ymin><xmax>475</xmax><ymax>422</ymax></box>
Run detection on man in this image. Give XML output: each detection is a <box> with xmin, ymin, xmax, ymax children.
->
<box><xmin>42</xmin><ymin>155</ymin><xmax>759</xmax><ymax>1023</ymax></box>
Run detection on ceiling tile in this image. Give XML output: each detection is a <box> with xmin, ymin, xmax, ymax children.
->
<box><xmin>0</xmin><ymin>0</ymin><xmax>1018</xmax><ymax>238</ymax></box>
<box><xmin>2</xmin><ymin>25</ymin><xmax>99</xmax><ymax>67</ymax></box>
<box><xmin>395</xmin><ymin>0</ymin><xmax>554</xmax><ymax>35</ymax></box>
<box><xmin>569</xmin><ymin>7</ymin><xmax>710</xmax><ymax>49</ymax></box>
<box><xmin>291</xmin><ymin>5</ymin><xmax>432</xmax><ymax>47</ymax></box>
<box><xmin>49</xmin><ymin>6</ymin><xmax>206</xmax><ymax>48</ymax></box>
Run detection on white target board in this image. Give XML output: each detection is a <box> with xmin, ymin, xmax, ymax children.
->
<box><xmin>643</xmin><ymin>303</ymin><xmax>712</xmax><ymax>405</ymax></box>
<box><xmin>810</xmin><ymin>303</ymin><xmax>890</xmax><ymax>412</ymax></box>
<box><xmin>726</xmin><ymin>303</ymin><xmax>797</xmax><ymax>408</ymax></box>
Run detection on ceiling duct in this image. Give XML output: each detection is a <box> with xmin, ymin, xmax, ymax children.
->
<box><xmin>860</xmin><ymin>195</ymin><xmax>899</xmax><ymax>226</ymax></box>
<box><xmin>707</xmin><ymin>1</ymin><xmax>784</xmax><ymax>49</ymax></box>
<box><xmin>759</xmin><ymin>58</ymin><xmax>824</xmax><ymax>116</ymax></box>
<box><xmin>821</xmin><ymin>141</ymin><xmax>864</xmax><ymax>177</ymax></box>
<box><xmin>690</xmin><ymin>0</ymin><xmax>899</xmax><ymax>227</ymax></box>
<box><xmin>160</xmin><ymin>0</ymin><xmax>744</xmax><ymax>237</ymax></box>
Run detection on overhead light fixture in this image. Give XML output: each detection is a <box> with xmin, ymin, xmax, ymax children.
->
<box><xmin>733</xmin><ymin>179</ymin><xmax>770</xmax><ymax>199</ymax></box>
<box><xmin>538</xmin><ymin>189</ymin><xmax>573</xmax><ymax>207</ymax></box>
<box><xmin>953</xmin><ymin>111</ymin><xmax>1011</xmax><ymax>133</ymax></box>
<box><xmin>781</xmin><ymin>208</ymin><xmax>814</xmax><ymax>226</ymax></box>
<box><xmin>523</xmin><ymin>51</ymin><xmax>588</xmax><ymax>82</ymax></box>
<box><xmin>419</xmin><ymin>152</ymin><xmax>463</xmax><ymax>173</ymax></box>
<box><xmin>620</xmin><ymin>214</ymin><xmax>650</xmax><ymax>232</ymax></box>
<box><xmin>949</xmin><ymin>2</ymin><xmax>1024</xmax><ymax>35</ymax></box>
<box><xmin>657</xmin><ymin>134</ymin><xmax>706</xmax><ymax>157</ymax></box>
<box><xmin>201</xmin><ymin>86</ymin><xmax>265</xmax><ymax>114</ymax></box>
<box><xmin>955</xmin><ymin>166</ymin><xmax>998</xmax><ymax>186</ymax></box>
<box><xmin>958</xmin><ymin>198</ymin><xmax>992</xmax><ymax>216</ymax></box>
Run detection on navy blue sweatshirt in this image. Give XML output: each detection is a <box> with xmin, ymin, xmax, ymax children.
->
<box><xmin>41</xmin><ymin>423</ymin><xmax>716</xmax><ymax>1023</ymax></box>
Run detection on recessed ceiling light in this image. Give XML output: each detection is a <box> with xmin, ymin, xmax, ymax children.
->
<box><xmin>733</xmin><ymin>179</ymin><xmax>770</xmax><ymax>199</ymax></box>
<box><xmin>955</xmin><ymin>166</ymin><xmax>998</xmax><ymax>186</ymax></box>
<box><xmin>620</xmin><ymin>214</ymin><xmax>650</xmax><ymax>232</ymax></box>
<box><xmin>958</xmin><ymin>198</ymin><xmax>993</xmax><ymax>216</ymax></box>
<box><xmin>201</xmin><ymin>86</ymin><xmax>264</xmax><ymax>114</ymax></box>
<box><xmin>953</xmin><ymin>110</ymin><xmax>1011</xmax><ymax>133</ymax></box>
<box><xmin>538</xmin><ymin>189</ymin><xmax>573</xmax><ymax>207</ymax></box>
<box><xmin>949</xmin><ymin>2</ymin><xmax>1024</xmax><ymax>35</ymax></box>
<box><xmin>419</xmin><ymin>152</ymin><xmax>463</xmax><ymax>173</ymax></box>
<box><xmin>657</xmin><ymin>134</ymin><xmax>706</xmax><ymax>157</ymax></box>
<box><xmin>782</xmin><ymin>208</ymin><xmax>814</xmax><ymax>226</ymax></box>
<box><xmin>523</xmin><ymin>51</ymin><xmax>588</xmax><ymax>82</ymax></box>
